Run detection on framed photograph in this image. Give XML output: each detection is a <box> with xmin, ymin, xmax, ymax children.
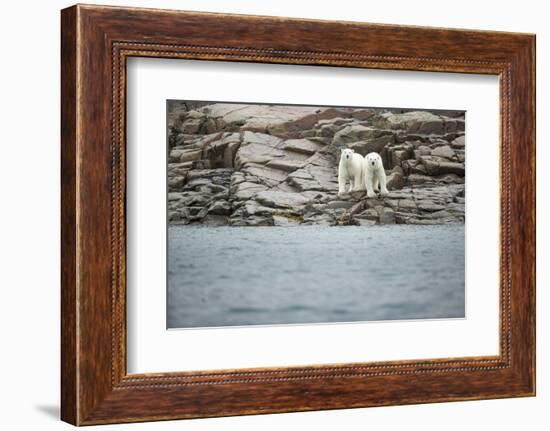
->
<box><xmin>61</xmin><ymin>4</ymin><xmax>536</xmax><ymax>425</ymax></box>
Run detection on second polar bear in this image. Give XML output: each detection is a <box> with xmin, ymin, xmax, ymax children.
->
<box><xmin>364</xmin><ymin>152</ymin><xmax>389</xmax><ymax>198</ymax></box>
<box><xmin>338</xmin><ymin>148</ymin><xmax>365</xmax><ymax>194</ymax></box>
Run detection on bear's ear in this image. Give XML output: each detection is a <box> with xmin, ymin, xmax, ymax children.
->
<box><xmin>350</xmin><ymin>149</ymin><xmax>355</xmax><ymax>153</ymax></box>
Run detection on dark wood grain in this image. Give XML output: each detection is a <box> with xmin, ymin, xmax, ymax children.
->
<box><xmin>61</xmin><ymin>4</ymin><xmax>536</xmax><ymax>425</ymax></box>
<box><xmin>60</xmin><ymin>5</ymin><xmax>78</xmax><ymax>425</ymax></box>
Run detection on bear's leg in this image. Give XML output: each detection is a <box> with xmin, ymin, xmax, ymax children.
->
<box><xmin>338</xmin><ymin>171</ymin><xmax>347</xmax><ymax>195</ymax></box>
<box><xmin>373</xmin><ymin>177</ymin><xmax>380</xmax><ymax>193</ymax></box>
<box><xmin>353</xmin><ymin>173</ymin><xmax>364</xmax><ymax>192</ymax></box>
<box><xmin>378</xmin><ymin>168</ymin><xmax>389</xmax><ymax>197</ymax></box>
<box><xmin>365</xmin><ymin>172</ymin><xmax>377</xmax><ymax>198</ymax></box>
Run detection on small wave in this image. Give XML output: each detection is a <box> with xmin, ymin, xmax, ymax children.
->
<box><xmin>278</xmin><ymin>305</ymin><xmax>312</xmax><ymax>312</ymax></box>
<box><xmin>227</xmin><ymin>306</ymin><xmax>267</xmax><ymax>314</ymax></box>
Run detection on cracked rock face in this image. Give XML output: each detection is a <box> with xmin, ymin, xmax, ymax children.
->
<box><xmin>167</xmin><ymin>101</ymin><xmax>466</xmax><ymax>226</ymax></box>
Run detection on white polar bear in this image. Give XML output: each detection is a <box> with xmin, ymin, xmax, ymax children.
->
<box><xmin>338</xmin><ymin>148</ymin><xmax>365</xmax><ymax>194</ymax></box>
<box><xmin>364</xmin><ymin>152</ymin><xmax>389</xmax><ymax>198</ymax></box>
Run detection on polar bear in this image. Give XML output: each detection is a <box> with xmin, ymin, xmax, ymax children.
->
<box><xmin>364</xmin><ymin>152</ymin><xmax>389</xmax><ymax>198</ymax></box>
<box><xmin>338</xmin><ymin>148</ymin><xmax>365</xmax><ymax>194</ymax></box>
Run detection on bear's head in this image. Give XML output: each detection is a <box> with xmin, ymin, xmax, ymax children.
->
<box><xmin>340</xmin><ymin>148</ymin><xmax>355</xmax><ymax>161</ymax></box>
<box><xmin>365</xmin><ymin>152</ymin><xmax>383</xmax><ymax>168</ymax></box>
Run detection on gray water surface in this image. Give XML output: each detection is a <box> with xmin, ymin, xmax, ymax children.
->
<box><xmin>167</xmin><ymin>225</ymin><xmax>465</xmax><ymax>328</ymax></box>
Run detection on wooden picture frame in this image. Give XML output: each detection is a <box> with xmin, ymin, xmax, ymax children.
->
<box><xmin>61</xmin><ymin>4</ymin><xmax>536</xmax><ymax>425</ymax></box>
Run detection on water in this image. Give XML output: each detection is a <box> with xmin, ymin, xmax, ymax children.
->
<box><xmin>167</xmin><ymin>225</ymin><xmax>465</xmax><ymax>329</ymax></box>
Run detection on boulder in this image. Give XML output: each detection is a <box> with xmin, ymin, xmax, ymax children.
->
<box><xmin>332</xmin><ymin>124</ymin><xmax>391</xmax><ymax>147</ymax></box>
<box><xmin>386</xmin><ymin>167</ymin><xmax>405</xmax><ymax>190</ymax></box>
<box><xmin>431</xmin><ymin>145</ymin><xmax>455</xmax><ymax>160</ymax></box>
<box><xmin>439</xmin><ymin>162</ymin><xmax>465</xmax><ymax>176</ymax></box>
<box><xmin>376</xmin><ymin>111</ymin><xmax>445</xmax><ymax>134</ymax></box>
<box><xmin>348</xmin><ymin>134</ymin><xmax>395</xmax><ymax>156</ymax></box>
<box><xmin>179</xmin><ymin>149</ymin><xmax>203</xmax><ymax>163</ymax></box>
<box><xmin>208</xmin><ymin>200</ymin><xmax>232</xmax><ymax>215</ymax></box>
<box><xmin>451</xmin><ymin>135</ymin><xmax>466</xmax><ymax>148</ymax></box>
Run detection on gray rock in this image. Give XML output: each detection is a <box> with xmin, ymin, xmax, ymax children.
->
<box><xmin>355</xmin><ymin>208</ymin><xmax>378</xmax><ymax>221</ymax></box>
<box><xmin>191</xmin><ymin>160</ymin><xmax>212</xmax><ymax>170</ymax></box>
<box><xmin>272</xmin><ymin>215</ymin><xmax>301</xmax><ymax>226</ymax></box>
<box><xmin>169</xmin><ymin>149</ymin><xmax>184</xmax><ymax>163</ymax></box>
<box><xmin>234</xmin><ymin>132</ymin><xmax>285</xmax><ymax>168</ymax></box>
<box><xmin>418</xmin><ymin>156</ymin><xmax>464</xmax><ymax>176</ymax></box>
<box><xmin>451</xmin><ymin>135</ymin><xmax>466</xmax><ymax>148</ymax></box>
<box><xmin>387</xmin><ymin>144</ymin><xmax>414</xmax><ymax>169</ymax></box>
<box><xmin>255</xmin><ymin>190</ymin><xmax>310</xmax><ymax>209</ymax></box>
<box><xmin>168</xmin><ymin>162</ymin><xmax>193</xmax><ymax>176</ymax></box>
<box><xmin>242</xmin><ymin>200</ymin><xmax>276</xmax><ymax>216</ymax></box>
<box><xmin>398</xmin><ymin>199</ymin><xmax>417</xmax><ymax>210</ymax></box>
<box><xmin>350</xmin><ymin>109</ymin><xmax>376</xmax><ymax>121</ymax></box>
<box><xmin>315</xmin><ymin>118</ymin><xmax>353</xmax><ymax>138</ymax></box>
<box><xmin>287</xmin><ymin>164</ymin><xmax>338</xmax><ymax>192</ymax></box>
<box><xmin>186</xmin><ymin>168</ymin><xmax>233</xmax><ymax>182</ymax></box>
<box><xmin>302</xmin><ymin>213</ymin><xmax>335</xmax><ymax>226</ymax></box>
<box><xmin>386</xmin><ymin>168</ymin><xmax>405</xmax><ymax>190</ymax></box>
<box><xmin>243</xmin><ymin>163</ymin><xmax>288</xmax><ymax>185</ymax></box>
<box><xmin>407</xmin><ymin>174</ymin><xmax>435</xmax><ymax>185</ymax></box>
<box><xmin>364</xmin><ymin>197</ymin><xmax>386</xmax><ymax>208</ymax></box>
<box><xmin>282</xmin><ymin>138</ymin><xmax>324</xmax><ymax>155</ymax></box>
<box><xmin>439</xmin><ymin>162</ymin><xmax>465</xmax><ymax>176</ymax></box>
<box><xmin>231</xmin><ymin>181</ymin><xmax>268</xmax><ymax>201</ymax></box>
<box><xmin>417</xmin><ymin>201</ymin><xmax>446</xmax><ymax>212</ymax></box>
<box><xmin>168</xmin><ymin>176</ymin><xmax>186</xmax><ymax>192</ymax></box>
<box><xmin>326</xmin><ymin>200</ymin><xmax>356</xmax><ymax>210</ymax></box>
<box><xmin>316</xmin><ymin>123</ymin><xmax>341</xmax><ymax>138</ymax></box>
<box><xmin>379</xmin><ymin>207</ymin><xmax>396</xmax><ymax>224</ymax></box>
<box><xmin>348</xmin><ymin>134</ymin><xmax>394</xmax><ymax>156</ymax></box>
<box><xmin>417</xmin><ymin>145</ymin><xmax>432</xmax><ymax>156</ymax></box>
<box><xmin>426</xmin><ymin>210</ymin><xmax>453</xmax><ymax>219</ymax></box>
<box><xmin>431</xmin><ymin>145</ymin><xmax>455</xmax><ymax>160</ymax></box>
<box><xmin>376</xmin><ymin>111</ymin><xmax>445</xmax><ymax>134</ymax></box>
<box><xmin>230</xmin><ymin>215</ymin><xmax>273</xmax><ymax>227</ymax></box>
<box><xmin>434</xmin><ymin>173</ymin><xmax>465</xmax><ymax>184</ymax></box>
<box><xmin>356</xmin><ymin>218</ymin><xmax>377</xmax><ymax>226</ymax></box>
<box><xmin>208</xmin><ymin>200</ymin><xmax>232</xmax><ymax>215</ymax></box>
<box><xmin>179</xmin><ymin>149</ymin><xmax>203</xmax><ymax>163</ymax></box>
<box><xmin>265</xmin><ymin>159</ymin><xmax>304</xmax><ymax>172</ymax></box>
<box><xmin>204</xmin><ymin>104</ymin><xmax>322</xmax><ymax>135</ymax></box>
<box><xmin>201</xmin><ymin>133</ymin><xmax>241</xmax><ymax>168</ymax></box>
<box><xmin>305</xmin><ymin>152</ymin><xmax>335</xmax><ymax>168</ymax></box>
<box><xmin>332</xmin><ymin>124</ymin><xmax>390</xmax><ymax>147</ymax></box>
<box><xmin>269</xmin><ymin>108</ymin><xmax>350</xmax><ymax>138</ymax></box>
<box><xmin>181</xmin><ymin>118</ymin><xmax>203</xmax><ymax>134</ymax></box>
<box><xmin>402</xmin><ymin>159</ymin><xmax>427</xmax><ymax>175</ymax></box>
<box><xmin>418</xmin><ymin>156</ymin><xmax>441</xmax><ymax>175</ymax></box>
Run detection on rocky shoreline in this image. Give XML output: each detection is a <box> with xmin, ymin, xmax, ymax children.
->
<box><xmin>167</xmin><ymin>102</ymin><xmax>465</xmax><ymax>226</ymax></box>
